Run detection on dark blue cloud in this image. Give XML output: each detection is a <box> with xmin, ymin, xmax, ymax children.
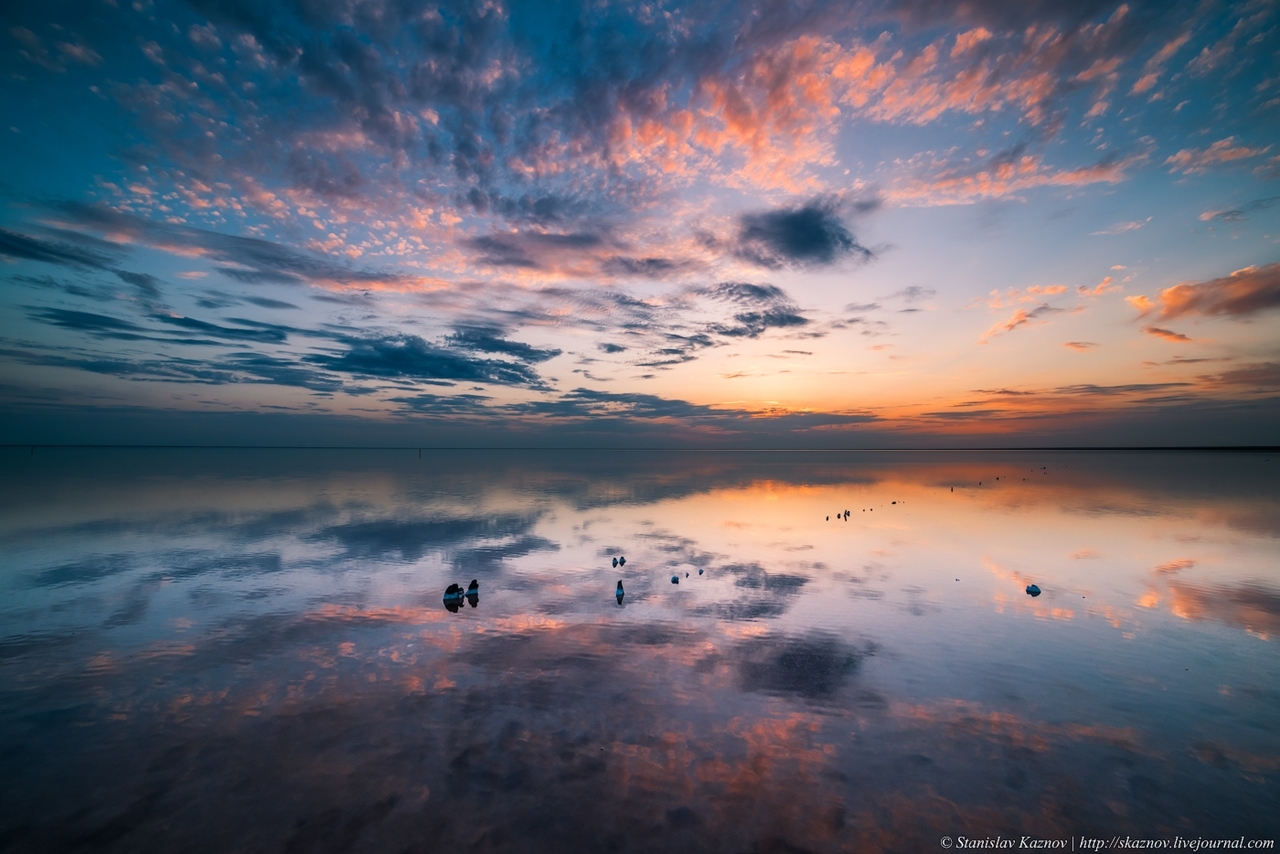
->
<box><xmin>151</xmin><ymin>314</ymin><xmax>288</xmax><ymax>344</ymax></box>
<box><xmin>113</xmin><ymin>270</ymin><xmax>164</xmax><ymax>301</ymax></box>
<box><xmin>386</xmin><ymin>393</ymin><xmax>494</xmax><ymax>416</ymax></box>
<box><xmin>699</xmin><ymin>282</ymin><xmax>811</xmax><ymax>338</ymax></box>
<box><xmin>735</xmin><ymin>200</ymin><xmax>870</xmax><ymax>269</ymax></box>
<box><xmin>222</xmin><ymin>352</ymin><xmax>343</xmax><ymax>392</ymax></box>
<box><xmin>0</xmin><ymin>228</ymin><xmax>118</xmax><ymax>269</ymax></box>
<box><xmin>29</xmin><ymin>307</ymin><xmax>165</xmax><ymax>342</ymax></box>
<box><xmin>243</xmin><ymin>296</ymin><xmax>300</xmax><ymax>310</ymax></box>
<box><xmin>446</xmin><ymin>326</ymin><xmax>561</xmax><ymax>363</ymax></box>
<box><xmin>308</xmin><ymin>333</ymin><xmax>550</xmax><ymax>388</ymax></box>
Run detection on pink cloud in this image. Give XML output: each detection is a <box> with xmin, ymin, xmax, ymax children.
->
<box><xmin>1165</xmin><ymin>137</ymin><xmax>1271</xmax><ymax>174</ymax></box>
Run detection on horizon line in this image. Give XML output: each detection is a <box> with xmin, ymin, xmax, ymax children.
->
<box><xmin>4</xmin><ymin>444</ymin><xmax>1278</xmax><ymax>452</ymax></box>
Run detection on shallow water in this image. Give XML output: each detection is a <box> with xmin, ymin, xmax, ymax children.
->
<box><xmin>0</xmin><ymin>449</ymin><xmax>1277</xmax><ymax>852</ymax></box>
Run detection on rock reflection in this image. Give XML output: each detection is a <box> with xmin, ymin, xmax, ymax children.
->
<box><xmin>443</xmin><ymin>580</ymin><xmax>480</xmax><ymax>613</ymax></box>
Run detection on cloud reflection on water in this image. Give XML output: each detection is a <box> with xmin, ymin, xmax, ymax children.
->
<box><xmin>0</xmin><ymin>449</ymin><xmax>1276</xmax><ymax>850</ymax></box>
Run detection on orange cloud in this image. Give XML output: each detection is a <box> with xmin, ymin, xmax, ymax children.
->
<box><xmin>1063</xmin><ymin>341</ymin><xmax>1097</xmax><ymax>351</ymax></box>
<box><xmin>1129</xmin><ymin>263</ymin><xmax>1280</xmax><ymax>320</ymax></box>
<box><xmin>891</xmin><ymin>150</ymin><xmax>1142</xmax><ymax>206</ymax></box>
<box><xmin>1077</xmin><ymin>276</ymin><xmax>1122</xmax><ymax>296</ymax></box>
<box><xmin>980</xmin><ymin>302</ymin><xmax>1080</xmax><ymax>343</ymax></box>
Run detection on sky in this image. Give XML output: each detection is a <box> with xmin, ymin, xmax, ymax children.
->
<box><xmin>0</xmin><ymin>0</ymin><xmax>1278</xmax><ymax>447</ymax></box>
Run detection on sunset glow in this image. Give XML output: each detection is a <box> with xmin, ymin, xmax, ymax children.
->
<box><xmin>1</xmin><ymin>0</ymin><xmax>1278</xmax><ymax>446</ymax></box>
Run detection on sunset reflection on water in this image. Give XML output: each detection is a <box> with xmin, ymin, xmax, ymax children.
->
<box><xmin>0</xmin><ymin>449</ymin><xmax>1276</xmax><ymax>851</ymax></box>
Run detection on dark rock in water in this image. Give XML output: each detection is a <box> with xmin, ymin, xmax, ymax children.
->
<box><xmin>619</xmin><ymin>556</ymin><xmax>626</xmax><ymax>566</ymax></box>
<box><xmin>616</xmin><ymin>580</ymin><xmax>624</xmax><ymax>605</ymax></box>
<box><xmin>685</xmin><ymin>572</ymin><xmax>689</xmax><ymax>578</ymax></box>
<box><xmin>698</xmin><ymin>568</ymin><xmax>703</xmax><ymax>575</ymax></box>
<box><xmin>443</xmin><ymin>583</ymin><xmax>465</xmax><ymax>612</ymax></box>
<box><xmin>1025</xmin><ymin>584</ymin><xmax>1041</xmax><ymax>597</ymax></box>
<box><xmin>612</xmin><ymin>557</ymin><xmax>618</xmax><ymax>568</ymax></box>
<box><xmin>671</xmin><ymin>575</ymin><xmax>679</xmax><ymax>584</ymax></box>
<box><xmin>465</xmin><ymin>579</ymin><xmax>480</xmax><ymax>608</ymax></box>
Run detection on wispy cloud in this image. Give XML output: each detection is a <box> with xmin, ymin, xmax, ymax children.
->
<box><xmin>1143</xmin><ymin>325</ymin><xmax>1193</xmax><ymax>343</ymax></box>
<box><xmin>1199</xmin><ymin>197</ymin><xmax>1279</xmax><ymax>222</ymax></box>
<box><xmin>1165</xmin><ymin>138</ymin><xmax>1272</xmax><ymax>174</ymax></box>
<box><xmin>980</xmin><ymin>303</ymin><xmax>1068</xmax><ymax>343</ymax></box>
<box><xmin>1090</xmin><ymin>217</ymin><xmax>1150</xmax><ymax>235</ymax></box>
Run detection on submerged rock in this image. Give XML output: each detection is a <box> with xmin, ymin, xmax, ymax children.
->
<box><xmin>1025</xmin><ymin>584</ymin><xmax>1041</xmax><ymax>597</ymax></box>
<box><xmin>671</xmin><ymin>575</ymin><xmax>679</xmax><ymax>584</ymax></box>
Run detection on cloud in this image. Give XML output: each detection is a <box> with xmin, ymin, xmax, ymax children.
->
<box><xmin>1128</xmin><ymin>31</ymin><xmax>1190</xmax><ymax>95</ymax></box>
<box><xmin>1090</xmin><ymin>217</ymin><xmax>1150</xmax><ymax>235</ymax></box>
<box><xmin>890</xmin><ymin>137</ymin><xmax>1151</xmax><ymax>206</ymax></box>
<box><xmin>1211</xmin><ymin>363</ymin><xmax>1280</xmax><ymax>388</ymax></box>
<box><xmin>1142</xmin><ymin>325</ymin><xmax>1192</xmax><ymax>343</ymax></box>
<box><xmin>243</xmin><ymin>296</ymin><xmax>300</xmax><ymax>310</ymax></box>
<box><xmin>384</xmin><ymin>392</ymin><xmax>495</xmax><ymax>417</ymax></box>
<box><xmin>1076</xmin><ymin>277</ymin><xmax>1121</xmax><ymax>297</ymax></box>
<box><xmin>892</xmin><ymin>286</ymin><xmax>935</xmax><ymax>303</ymax></box>
<box><xmin>462</xmin><ymin>232</ymin><xmax>602</xmax><ymax>270</ymax></box>
<box><xmin>980</xmin><ymin>303</ymin><xmax>1068</xmax><ymax>342</ymax></box>
<box><xmin>221</xmin><ymin>353</ymin><xmax>345</xmax><ymax>391</ymax></box>
<box><xmin>307</xmin><ymin>334</ymin><xmax>549</xmax><ymax>388</ymax></box>
<box><xmin>697</xmin><ymin>282</ymin><xmax>811</xmax><ymax>338</ymax></box>
<box><xmin>1127</xmin><ymin>264</ymin><xmax>1280</xmax><ymax>320</ymax></box>
<box><xmin>1199</xmin><ymin>197</ymin><xmax>1279</xmax><ymax>222</ymax></box>
<box><xmin>599</xmin><ymin>256</ymin><xmax>696</xmax><ymax>278</ymax></box>
<box><xmin>733</xmin><ymin>199</ymin><xmax>870</xmax><ymax>269</ymax></box>
<box><xmin>113</xmin><ymin>270</ymin><xmax>164</xmax><ymax>302</ymax></box>
<box><xmin>50</xmin><ymin>204</ymin><xmax>405</xmax><ymax>290</ymax></box>
<box><xmin>28</xmin><ymin>307</ymin><xmax>181</xmax><ymax>343</ymax></box>
<box><xmin>446</xmin><ymin>326</ymin><xmax>562</xmax><ymax>364</ymax></box>
<box><xmin>1164</xmin><ymin>138</ymin><xmax>1271</xmax><ymax>174</ymax></box>
<box><xmin>0</xmin><ymin>228</ymin><xmax>118</xmax><ymax>269</ymax></box>
<box><xmin>1063</xmin><ymin>341</ymin><xmax>1097</xmax><ymax>351</ymax></box>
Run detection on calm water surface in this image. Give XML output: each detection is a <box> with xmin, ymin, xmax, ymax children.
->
<box><xmin>0</xmin><ymin>449</ymin><xmax>1277</xmax><ymax>852</ymax></box>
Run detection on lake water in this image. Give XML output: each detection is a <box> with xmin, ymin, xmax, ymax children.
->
<box><xmin>1</xmin><ymin>449</ymin><xmax>1277</xmax><ymax>852</ymax></box>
